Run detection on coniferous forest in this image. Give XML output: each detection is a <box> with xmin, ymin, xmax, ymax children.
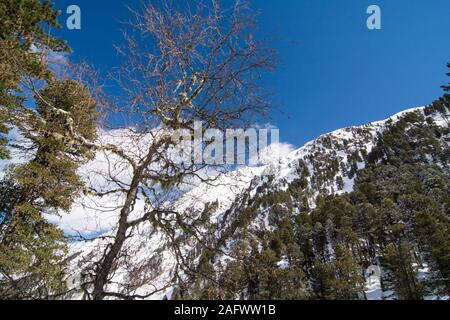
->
<box><xmin>184</xmin><ymin>101</ymin><xmax>449</xmax><ymax>300</ymax></box>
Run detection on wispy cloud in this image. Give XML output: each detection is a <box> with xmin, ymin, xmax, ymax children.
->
<box><xmin>30</xmin><ymin>44</ymin><xmax>70</xmax><ymax>75</ymax></box>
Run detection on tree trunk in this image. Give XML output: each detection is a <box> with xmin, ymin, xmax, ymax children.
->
<box><xmin>91</xmin><ymin>169</ymin><xmax>142</xmax><ymax>300</ymax></box>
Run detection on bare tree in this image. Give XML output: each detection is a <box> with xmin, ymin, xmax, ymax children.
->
<box><xmin>74</xmin><ymin>0</ymin><xmax>276</xmax><ymax>300</ymax></box>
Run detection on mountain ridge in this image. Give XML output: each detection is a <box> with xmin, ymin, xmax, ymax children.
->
<box><xmin>53</xmin><ymin>104</ymin><xmax>449</xmax><ymax>300</ymax></box>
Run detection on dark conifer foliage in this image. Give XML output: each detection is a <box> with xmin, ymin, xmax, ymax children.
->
<box><xmin>0</xmin><ymin>1</ymin><xmax>98</xmax><ymax>299</ymax></box>
<box><xmin>179</xmin><ymin>76</ymin><xmax>449</xmax><ymax>300</ymax></box>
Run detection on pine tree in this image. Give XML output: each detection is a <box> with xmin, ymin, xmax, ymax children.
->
<box><xmin>0</xmin><ymin>1</ymin><xmax>99</xmax><ymax>299</ymax></box>
<box><xmin>413</xmin><ymin>209</ymin><xmax>450</xmax><ymax>295</ymax></box>
<box><xmin>0</xmin><ymin>0</ymin><xmax>68</xmax><ymax>158</ymax></box>
<box><xmin>441</xmin><ymin>63</ymin><xmax>450</xmax><ymax>92</ymax></box>
<box><xmin>0</xmin><ymin>80</ymin><xmax>98</xmax><ymax>299</ymax></box>
<box><xmin>311</xmin><ymin>245</ymin><xmax>364</xmax><ymax>300</ymax></box>
<box><xmin>328</xmin><ymin>245</ymin><xmax>365</xmax><ymax>300</ymax></box>
<box><xmin>381</xmin><ymin>241</ymin><xmax>425</xmax><ymax>300</ymax></box>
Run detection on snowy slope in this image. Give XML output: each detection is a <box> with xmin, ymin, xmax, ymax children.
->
<box><xmin>54</xmin><ymin>106</ymin><xmax>450</xmax><ymax>300</ymax></box>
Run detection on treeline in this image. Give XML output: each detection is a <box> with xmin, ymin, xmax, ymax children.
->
<box><xmin>183</xmin><ymin>91</ymin><xmax>449</xmax><ymax>300</ymax></box>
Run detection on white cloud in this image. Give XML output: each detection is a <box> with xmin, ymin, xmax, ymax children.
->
<box><xmin>30</xmin><ymin>44</ymin><xmax>70</xmax><ymax>74</ymax></box>
<box><xmin>47</xmin><ymin>50</ymin><xmax>70</xmax><ymax>65</ymax></box>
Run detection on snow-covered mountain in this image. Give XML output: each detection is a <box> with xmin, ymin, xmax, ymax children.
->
<box><xmin>36</xmin><ymin>105</ymin><xmax>449</xmax><ymax>300</ymax></box>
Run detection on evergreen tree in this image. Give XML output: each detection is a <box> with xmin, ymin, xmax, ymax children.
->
<box><xmin>0</xmin><ymin>1</ymin><xmax>98</xmax><ymax>298</ymax></box>
<box><xmin>441</xmin><ymin>63</ymin><xmax>450</xmax><ymax>92</ymax></box>
<box><xmin>328</xmin><ymin>245</ymin><xmax>365</xmax><ymax>300</ymax></box>
<box><xmin>0</xmin><ymin>80</ymin><xmax>98</xmax><ymax>299</ymax></box>
<box><xmin>0</xmin><ymin>0</ymin><xmax>68</xmax><ymax>158</ymax></box>
<box><xmin>310</xmin><ymin>238</ymin><xmax>364</xmax><ymax>299</ymax></box>
<box><xmin>413</xmin><ymin>209</ymin><xmax>450</xmax><ymax>295</ymax></box>
<box><xmin>381</xmin><ymin>241</ymin><xmax>424</xmax><ymax>300</ymax></box>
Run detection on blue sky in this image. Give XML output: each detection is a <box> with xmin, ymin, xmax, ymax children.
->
<box><xmin>53</xmin><ymin>0</ymin><xmax>450</xmax><ymax>148</ymax></box>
